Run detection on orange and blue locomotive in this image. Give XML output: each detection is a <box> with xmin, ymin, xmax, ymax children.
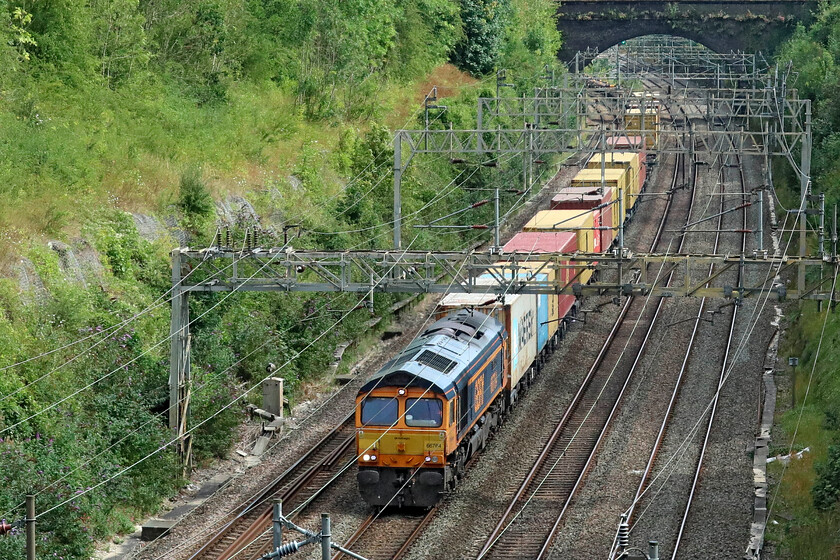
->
<box><xmin>356</xmin><ymin>310</ymin><xmax>508</xmax><ymax>507</ymax></box>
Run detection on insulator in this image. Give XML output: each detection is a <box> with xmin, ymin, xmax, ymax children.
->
<box><xmin>617</xmin><ymin>517</ymin><xmax>630</xmax><ymax>548</ymax></box>
<box><xmin>264</xmin><ymin>540</ymin><xmax>301</xmax><ymax>558</ymax></box>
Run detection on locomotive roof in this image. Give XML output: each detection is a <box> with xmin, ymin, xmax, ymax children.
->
<box><xmin>358</xmin><ymin>310</ymin><xmax>505</xmax><ymax>398</ymax></box>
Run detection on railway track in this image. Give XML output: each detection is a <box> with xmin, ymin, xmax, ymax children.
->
<box><xmin>671</xmin><ymin>145</ymin><xmax>748</xmax><ymax>558</ymax></box>
<box><xmin>477</xmin><ymin>133</ymin><xmax>698</xmax><ymax>559</ymax></box>
<box><xmin>331</xmin><ymin>507</ymin><xmax>437</xmax><ymax>560</ymax></box>
<box><xmin>187</xmin><ymin>413</ymin><xmax>356</xmax><ymax>560</ymax></box>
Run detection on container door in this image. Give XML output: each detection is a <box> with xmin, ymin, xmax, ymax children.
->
<box><xmin>534</xmin><ymin>273</ymin><xmax>549</xmax><ymax>352</ymax></box>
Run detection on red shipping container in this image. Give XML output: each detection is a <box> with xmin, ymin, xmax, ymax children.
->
<box><xmin>549</xmin><ymin>187</ymin><xmax>616</xmax><ymax>252</ymax></box>
<box><xmin>502</xmin><ymin>232</ymin><xmax>579</xmax><ymax>323</ymax></box>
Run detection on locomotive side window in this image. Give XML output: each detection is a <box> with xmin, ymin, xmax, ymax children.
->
<box><xmin>405</xmin><ymin>398</ymin><xmax>442</xmax><ymax>427</ymax></box>
<box><xmin>361</xmin><ymin>397</ymin><xmax>398</xmax><ymax>426</ymax></box>
<box><xmin>449</xmin><ymin>400</ymin><xmax>455</xmax><ymax>425</ymax></box>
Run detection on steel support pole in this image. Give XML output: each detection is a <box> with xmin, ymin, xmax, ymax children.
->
<box><xmin>25</xmin><ymin>495</ymin><xmax>35</xmax><ymax>560</ymax></box>
<box><xmin>600</xmin><ymin>126</ymin><xmax>607</xmax><ymax>196</ymax></box>
<box><xmin>799</xmin><ymin>101</ymin><xmax>812</xmax><ymax>289</ymax></box>
<box><xmin>494</xmin><ymin>187</ymin><xmax>500</xmax><ymax>251</ymax></box>
<box><xmin>273</xmin><ymin>501</ymin><xmax>283</xmax><ymax>552</ymax></box>
<box><xmin>393</xmin><ymin>135</ymin><xmax>402</xmax><ymax>250</ymax></box>
<box><xmin>757</xmin><ymin>188</ymin><xmax>764</xmax><ymax>252</ymax></box>
<box><xmin>321</xmin><ymin>514</ymin><xmax>331</xmax><ymax>560</ymax></box>
<box><xmin>169</xmin><ymin>249</ymin><xmax>191</xmax><ymax>472</ymax></box>
<box><xmin>169</xmin><ymin>250</ymin><xmax>184</xmax><ymax>432</ymax></box>
<box><xmin>820</xmin><ymin>192</ymin><xmax>826</xmax><ymax>257</ymax></box>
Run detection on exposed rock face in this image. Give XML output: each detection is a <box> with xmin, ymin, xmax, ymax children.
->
<box><xmin>15</xmin><ymin>258</ymin><xmax>48</xmax><ymax>303</ymax></box>
<box><xmin>133</xmin><ymin>213</ymin><xmax>169</xmax><ymax>243</ymax></box>
<box><xmin>216</xmin><ymin>195</ymin><xmax>261</xmax><ymax>227</ymax></box>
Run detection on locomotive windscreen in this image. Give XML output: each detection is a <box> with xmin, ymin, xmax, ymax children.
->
<box><xmin>361</xmin><ymin>397</ymin><xmax>398</xmax><ymax>426</ymax></box>
<box><xmin>405</xmin><ymin>398</ymin><xmax>443</xmax><ymax>427</ymax></box>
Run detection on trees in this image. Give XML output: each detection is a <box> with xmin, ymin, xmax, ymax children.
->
<box><xmin>451</xmin><ymin>0</ymin><xmax>510</xmax><ymax>75</ymax></box>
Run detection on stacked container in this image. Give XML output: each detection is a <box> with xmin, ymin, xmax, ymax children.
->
<box><xmin>585</xmin><ymin>152</ymin><xmax>645</xmax><ymax>214</ymax></box>
<box><xmin>502</xmin><ymin>232</ymin><xmax>579</xmax><ymax>337</ymax></box>
<box><xmin>567</xmin><ymin>167</ymin><xmax>633</xmax><ymax>220</ymax></box>
<box><xmin>438</xmin><ymin>277</ymin><xmax>537</xmax><ymax>391</ymax></box>
<box><xmin>522</xmin><ymin>210</ymin><xmax>596</xmax><ymax>284</ymax></box>
<box><xmin>550</xmin><ymin>186</ymin><xmax>617</xmax><ymax>251</ymax></box>
<box><xmin>624</xmin><ymin>106</ymin><xmax>660</xmax><ymax>149</ymax></box>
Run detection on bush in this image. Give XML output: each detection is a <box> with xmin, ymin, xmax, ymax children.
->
<box><xmin>178</xmin><ymin>166</ymin><xmax>214</xmax><ymax>218</ymax></box>
<box><xmin>813</xmin><ymin>444</ymin><xmax>840</xmax><ymax>510</ymax></box>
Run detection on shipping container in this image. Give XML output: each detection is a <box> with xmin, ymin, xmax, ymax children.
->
<box><xmin>624</xmin><ymin>107</ymin><xmax>660</xmax><ymax>149</ymax></box>
<box><xmin>586</xmin><ymin>151</ymin><xmax>643</xmax><ymax>198</ymax></box>
<box><xmin>439</xmin><ymin>277</ymin><xmax>538</xmax><ymax>390</ymax></box>
<box><xmin>523</xmin><ymin>210</ymin><xmax>596</xmax><ymax>284</ymax></box>
<box><xmin>607</xmin><ymin>135</ymin><xmax>647</xmax><ymax>161</ymax></box>
<box><xmin>550</xmin><ymin>186</ymin><xmax>616</xmax><ymax>251</ymax></box>
<box><xmin>502</xmin><ymin>232</ymin><xmax>578</xmax><ymax>341</ymax></box>
<box><xmin>568</xmin><ymin>168</ymin><xmax>633</xmax><ymax>218</ymax></box>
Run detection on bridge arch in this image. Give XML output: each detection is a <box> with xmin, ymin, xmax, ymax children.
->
<box><xmin>556</xmin><ymin>1</ymin><xmax>814</xmax><ymax>62</ymax></box>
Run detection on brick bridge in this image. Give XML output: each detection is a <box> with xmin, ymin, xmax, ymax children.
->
<box><xmin>557</xmin><ymin>1</ymin><xmax>816</xmax><ymax>61</ymax></box>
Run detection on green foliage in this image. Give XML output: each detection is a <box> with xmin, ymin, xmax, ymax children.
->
<box><xmin>9</xmin><ymin>6</ymin><xmax>37</xmax><ymax>64</ymax></box>
<box><xmin>452</xmin><ymin>0</ymin><xmax>510</xmax><ymax>75</ymax></box>
<box><xmin>0</xmin><ymin>2</ymin><xmax>564</xmax><ymax>557</ymax></box>
<box><xmin>498</xmin><ymin>0</ymin><xmax>562</xmax><ymax>89</ymax></box>
<box><xmin>178</xmin><ymin>166</ymin><xmax>214</xmax><ymax>219</ymax></box>
<box><xmin>91</xmin><ymin>0</ymin><xmax>150</xmax><ymax>87</ymax></box>
<box><xmin>813</xmin><ymin>444</ymin><xmax>840</xmax><ymax>510</ymax></box>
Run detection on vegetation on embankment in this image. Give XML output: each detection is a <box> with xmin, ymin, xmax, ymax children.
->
<box><xmin>768</xmin><ymin>2</ymin><xmax>840</xmax><ymax>557</ymax></box>
<box><xmin>0</xmin><ymin>0</ymin><xmax>562</xmax><ymax>557</ymax></box>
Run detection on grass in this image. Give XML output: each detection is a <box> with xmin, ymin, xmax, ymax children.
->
<box><xmin>0</xmin><ymin>64</ymin><xmax>482</xmax><ymax>261</ymax></box>
<box><xmin>768</xmin><ymin>304</ymin><xmax>840</xmax><ymax>557</ymax></box>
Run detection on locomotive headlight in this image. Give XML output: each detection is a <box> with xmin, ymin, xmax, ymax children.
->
<box><xmin>432</xmin><ymin>456</ymin><xmax>439</xmax><ymax>463</ymax></box>
<box><xmin>363</xmin><ymin>454</ymin><xmax>371</xmax><ymax>461</ymax></box>
<box><xmin>370</xmin><ymin>455</ymin><xmax>376</xmax><ymax>461</ymax></box>
<box><xmin>424</xmin><ymin>456</ymin><xmax>431</xmax><ymax>462</ymax></box>
<box><xmin>398</xmin><ymin>389</ymin><xmax>406</xmax><ymax>395</ymax></box>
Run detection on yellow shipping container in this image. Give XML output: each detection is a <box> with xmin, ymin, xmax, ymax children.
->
<box><xmin>586</xmin><ymin>152</ymin><xmax>642</xmax><ymax>209</ymax></box>
<box><xmin>624</xmin><ymin>107</ymin><xmax>660</xmax><ymax>148</ymax></box>
<box><xmin>571</xmin><ymin>168</ymin><xmax>632</xmax><ymax>219</ymax></box>
<box><xmin>523</xmin><ymin>210</ymin><xmax>596</xmax><ymax>284</ymax></box>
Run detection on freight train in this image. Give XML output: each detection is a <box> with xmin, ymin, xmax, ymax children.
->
<box><xmin>355</xmin><ymin>132</ymin><xmax>652</xmax><ymax>508</ymax></box>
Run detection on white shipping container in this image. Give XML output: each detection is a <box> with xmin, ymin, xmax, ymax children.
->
<box><xmin>438</xmin><ymin>277</ymin><xmax>539</xmax><ymax>389</ymax></box>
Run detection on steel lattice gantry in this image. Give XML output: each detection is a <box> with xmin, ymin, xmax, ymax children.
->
<box><xmin>171</xmin><ymin>247</ymin><xmax>834</xmax><ymax>301</ymax></box>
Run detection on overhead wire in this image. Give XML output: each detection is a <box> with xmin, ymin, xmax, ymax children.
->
<box><xmin>36</xmin><ymin>232</ymin><xmax>426</xmax><ymax>519</ymax></box>
<box><xmin>624</xmin><ymin>144</ymin><xmax>813</xmax><ymax>536</ymax></box>
<box><xmin>0</xmin><ymin>244</ymin><xmax>299</xmax><ymax>437</ymax></box>
<box><xmin>153</xmin><ymin>146</ymin><xmax>557</xmax><ymax>559</ymax></box>
<box><xmin>0</xmin><ymin>253</ymin><xmax>215</xmax><ymax>378</ymax></box>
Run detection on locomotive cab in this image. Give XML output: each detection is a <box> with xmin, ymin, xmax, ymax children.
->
<box><xmin>356</xmin><ymin>387</ymin><xmax>454</xmax><ymax>508</ymax></box>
